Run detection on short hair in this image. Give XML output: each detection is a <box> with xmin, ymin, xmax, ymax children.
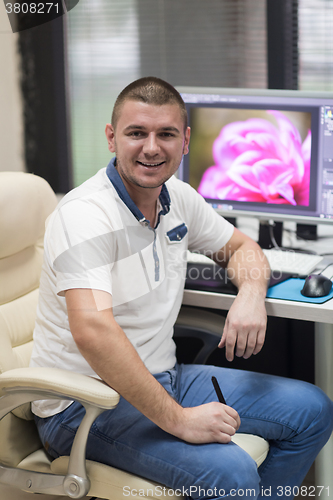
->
<box><xmin>111</xmin><ymin>76</ymin><xmax>188</xmax><ymax>132</ymax></box>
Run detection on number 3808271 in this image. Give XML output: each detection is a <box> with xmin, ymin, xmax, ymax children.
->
<box><xmin>5</xmin><ymin>3</ymin><xmax>59</xmax><ymax>14</ymax></box>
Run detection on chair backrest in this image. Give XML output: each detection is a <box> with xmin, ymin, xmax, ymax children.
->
<box><xmin>0</xmin><ymin>171</ymin><xmax>57</xmax><ymax>466</ymax></box>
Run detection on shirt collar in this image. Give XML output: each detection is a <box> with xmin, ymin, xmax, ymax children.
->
<box><xmin>106</xmin><ymin>157</ymin><xmax>170</xmax><ymax>227</ymax></box>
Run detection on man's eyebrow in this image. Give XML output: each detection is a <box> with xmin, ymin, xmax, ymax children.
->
<box><xmin>124</xmin><ymin>125</ymin><xmax>146</xmax><ymax>131</ymax></box>
<box><xmin>123</xmin><ymin>125</ymin><xmax>181</xmax><ymax>134</ymax></box>
<box><xmin>160</xmin><ymin>126</ymin><xmax>181</xmax><ymax>134</ymax></box>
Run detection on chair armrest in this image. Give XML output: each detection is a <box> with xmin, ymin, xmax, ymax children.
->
<box><xmin>0</xmin><ymin>367</ymin><xmax>120</xmax><ymax>498</ymax></box>
<box><xmin>0</xmin><ymin>367</ymin><xmax>119</xmax><ymax>410</ymax></box>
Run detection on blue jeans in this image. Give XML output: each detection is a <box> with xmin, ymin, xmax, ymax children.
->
<box><xmin>35</xmin><ymin>364</ymin><xmax>333</xmax><ymax>499</ymax></box>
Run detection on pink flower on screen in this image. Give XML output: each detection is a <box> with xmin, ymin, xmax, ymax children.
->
<box><xmin>198</xmin><ymin>111</ymin><xmax>311</xmax><ymax>205</ymax></box>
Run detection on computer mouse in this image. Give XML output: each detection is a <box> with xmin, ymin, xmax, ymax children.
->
<box><xmin>301</xmin><ymin>274</ymin><xmax>333</xmax><ymax>298</ymax></box>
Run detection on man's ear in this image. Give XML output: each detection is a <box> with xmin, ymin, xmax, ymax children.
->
<box><xmin>105</xmin><ymin>123</ymin><xmax>116</xmax><ymax>153</ymax></box>
<box><xmin>183</xmin><ymin>126</ymin><xmax>191</xmax><ymax>155</ymax></box>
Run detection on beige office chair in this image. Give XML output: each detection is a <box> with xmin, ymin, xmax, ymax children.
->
<box><xmin>0</xmin><ymin>171</ymin><xmax>268</xmax><ymax>500</ymax></box>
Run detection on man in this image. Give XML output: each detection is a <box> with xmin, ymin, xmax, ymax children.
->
<box><xmin>31</xmin><ymin>77</ymin><xmax>333</xmax><ymax>499</ymax></box>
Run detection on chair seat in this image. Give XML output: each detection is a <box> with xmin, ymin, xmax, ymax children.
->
<box><xmin>231</xmin><ymin>433</ymin><xmax>269</xmax><ymax>467</ymax></box>
<box><xmin>17</xmin><ymin>433</ymin><xmax>268</xmax><ymax>500</ymax></box>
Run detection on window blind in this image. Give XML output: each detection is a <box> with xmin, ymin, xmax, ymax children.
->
<box><xmin>298</xmin><ymin>0</ymin><xmax>333</xmax><ymax>91</ymax></box>
<box><xmin>66</xmin><ymin>0</ymin><xmax>267</xmax><ymax>186</ymax></box>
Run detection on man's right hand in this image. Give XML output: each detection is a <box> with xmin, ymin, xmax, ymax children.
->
<box><xmin>174</xmin><ymin>402</ymin><xmax>241</xmax><ymax>444</ymax></box>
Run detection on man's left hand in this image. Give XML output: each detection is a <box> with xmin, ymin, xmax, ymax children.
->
<box><xmin>218</xmin><ymin>288</ymin><xmax>267</xmax><ymax>362</ymax></box>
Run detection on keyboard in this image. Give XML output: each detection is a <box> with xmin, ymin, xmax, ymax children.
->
<box><xmin>186</xmin><ymin>252</ymin><xmax>294</xmax><ymax>294</ymax></box>
<box><xmin>262</xmin><ymin>248</ymin><xmax>323</xmax><ymax>276</ymax></box>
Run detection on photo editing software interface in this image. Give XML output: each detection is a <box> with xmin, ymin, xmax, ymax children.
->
<box><xmin>179</xmin><ymin>88</ymin><xmax>333</xmax><ymax>225</ymax></box>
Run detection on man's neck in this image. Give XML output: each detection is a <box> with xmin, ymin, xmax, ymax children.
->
<box><xmin>116</xmin><ymin>168</ymin><xmax>162</xmax><ymax>223</ymax></box>
<box><xmin>140</xmin><ymin>200</ymin><xmax>158</xmax><ymax>227</ymax></box>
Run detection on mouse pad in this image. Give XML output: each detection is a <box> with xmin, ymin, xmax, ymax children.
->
<box><xmin>266</xmin><ymin>278</ymin><xmax>333</xmax><ymax>304</ymax></box>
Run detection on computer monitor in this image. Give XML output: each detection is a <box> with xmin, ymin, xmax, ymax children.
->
<box><xmin>177</xmin><ymin>87</ymin><xmax>333</xmax><ymax>228</ymax></box>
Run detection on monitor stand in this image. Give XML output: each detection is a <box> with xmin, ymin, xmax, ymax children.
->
<box><xmin>258</xmin><ymin>220</ymin><xmax>283</xmax><ymax>249</ymax></box>
<box><xmin>296</xmin><ymin>223</ymin><xmax>318</xmax><ymax>241</ymax></box>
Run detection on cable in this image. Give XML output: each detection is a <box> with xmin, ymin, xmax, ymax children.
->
<box><xmin>268</xmin><ymin>222</ymin><xmax>280</xmax><ymax>249</ymax></box>
<box><xmin>268</xmin><ymin>221</ymin><xmax>319</xmax><ymax>254</ymax></box>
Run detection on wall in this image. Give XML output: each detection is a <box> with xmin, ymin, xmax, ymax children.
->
<box><xmin>0</xmin><ymin>5</ymin><xmax>24</xmax><ymax>172</ymax></box>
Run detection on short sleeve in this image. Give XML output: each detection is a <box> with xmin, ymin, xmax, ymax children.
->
<box><xmin>46</xmin><ymin>196</ymin><xmax>119</xmax><ymax>297</ymax></box>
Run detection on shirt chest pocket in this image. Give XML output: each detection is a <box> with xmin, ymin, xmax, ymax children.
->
<box><xmin>165</xmin><ymin>223</ymin><xmax>188</xmax><ymax>281</ymax></box>
<box><xmin>165</xmin><ymin>223</ymin><xmax>188</xmax><ymax>244</ymax></box>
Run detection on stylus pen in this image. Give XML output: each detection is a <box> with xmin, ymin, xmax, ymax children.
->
<box><xmin>212</xmin><ymin>376</ymin><xmax>226</xmax><ymax>405</ymax></box>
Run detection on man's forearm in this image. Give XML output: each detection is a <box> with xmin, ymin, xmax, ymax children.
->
<box><xmin>214</xmin><ymin>236</ymin><xmax>270</xmax><ymax>361</ymax></box>
<box><xmin>226</xmin><ymin>239</ymin><xmax>270</xmax><ymax>294</ymax></box>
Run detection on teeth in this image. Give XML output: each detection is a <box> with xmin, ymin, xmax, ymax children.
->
<box><xmin>139</xmin><ymin>161</ymin><xmax>164</xmax><ymax>167</ymax></box>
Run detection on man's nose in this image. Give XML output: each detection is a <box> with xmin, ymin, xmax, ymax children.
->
<box><xmin>142</xmin><ymin>134</ymin><xmax>160</xmax><ymax>155</ymax></box>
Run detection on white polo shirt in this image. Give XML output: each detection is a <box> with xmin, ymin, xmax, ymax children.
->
<box><xmin>30</xmin><ymin>158</ymin><xmax>234</xmax><ymax>417</ymax></box>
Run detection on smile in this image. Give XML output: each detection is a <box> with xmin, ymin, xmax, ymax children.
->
<box><xmin>137</xmin><ymin>161</ymin><xmax>165</xmax><ymax>167</ymax></box>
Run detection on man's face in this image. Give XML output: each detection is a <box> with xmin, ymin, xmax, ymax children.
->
<box><xmin>105</xmin><ymin>100</ymin><xmax>190</xmax><ymax>192</ymax></box>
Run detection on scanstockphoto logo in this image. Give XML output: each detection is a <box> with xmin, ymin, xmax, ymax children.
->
<box><xmin>4</xmin><ymin>0</ymin><xmax>80</xmax><ymax>33</ymax></box>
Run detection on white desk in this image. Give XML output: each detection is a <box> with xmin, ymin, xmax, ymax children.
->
<box><xmin>183</xmin><ymin>284</ymin><xmax>333</xmax><ymax>492</ymax></box>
